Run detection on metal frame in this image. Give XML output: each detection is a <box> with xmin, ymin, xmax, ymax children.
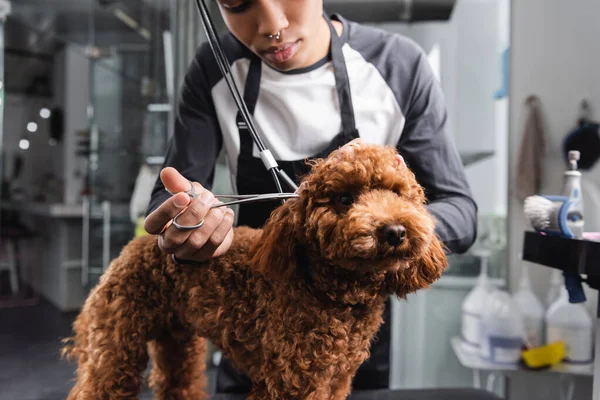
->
<box><xmin>522</xmin><ymin>231</ymin><xmax>600</xmax><ymax>400</ymax></box>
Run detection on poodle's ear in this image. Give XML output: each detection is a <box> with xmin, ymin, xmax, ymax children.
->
<box><xmin>390</xmin><ymin>153</ymin><xmax>426</xmax><ymax>204</ymax></box>
<box><xmin>387</xmin><ymin>235</ymin><xmax>447</xmax><ymax>298</ymax></box>
<box><xmin>408</xmin><ymin>180</ymin><xmax>426</xmax><ymax>204</ymax></box>
<box><xmin>402</xmin><ymin>164</ymin><xmax>426</xmax><ymax>204</ymax></box>
<box><xmin>249</xmin><ymin>198</ymin><xmax>306</xmax><ymax>282</ymax></box>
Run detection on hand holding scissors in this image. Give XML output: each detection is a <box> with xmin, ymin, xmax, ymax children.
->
<box><xmin>144</xmin><ymin>167</ymin><xmax>236</xmax><ymax>264</ymax></box>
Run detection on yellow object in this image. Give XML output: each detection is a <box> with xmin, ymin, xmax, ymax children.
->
<box><xmin>135</xmin><ymin>216</ymin><xmax>149</xmax><ymax>237</ymax></box>
<box><xmin>521</xmin><ymin>341</ymin><xmax>566</xmax><ymax>369</ymax></box>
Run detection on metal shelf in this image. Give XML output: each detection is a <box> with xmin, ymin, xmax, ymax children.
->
<box><xmin>451</xmin><ymin>337</ymin><xmax>592</xmax><ymax>377</ymax></box>
<box><xmin>522</xmin><ymin>230</ymin><xmax>600</xmax><ymax>276</ymax></box>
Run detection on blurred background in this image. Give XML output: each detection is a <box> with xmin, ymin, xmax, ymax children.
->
<box><xmin>0</xmin><ymin>0</ymin><xmax>599</xmax><ymax>399</ymax></box>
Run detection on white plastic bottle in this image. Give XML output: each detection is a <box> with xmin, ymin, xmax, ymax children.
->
<box><xmin>461</xmin><ymin>255</ymin><xmax>490</xmax><ymax>351</ymax></box>
<box><xmin>513</xmin><ymin>260</ymin><xmax>545</xmax><ymax>348</ymax></box>
<box><xmin>545</xmin><ymin>286</ymin><xmax>593</xmax><ymax>364</ymax></box>
<box><xmin>480</xmin><ymin>288</ymin><xmax>524</xmax><ymax>364</ymax></box>
<box><xmin>546</xmin><ymin>270</ymin><xmax>563</xmax><ymax>309</ymax></box>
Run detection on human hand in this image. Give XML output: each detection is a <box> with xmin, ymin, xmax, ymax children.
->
<box><xmin>144</xmin><ymin>167</ymin><xmax>235</xmax><ymax>263</ymax></box>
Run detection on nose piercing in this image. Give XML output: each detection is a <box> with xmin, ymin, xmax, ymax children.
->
<box><xmin>267</xmin><ymin>31</ymin><xmax>281</xmax><ymax>40</ymax></box>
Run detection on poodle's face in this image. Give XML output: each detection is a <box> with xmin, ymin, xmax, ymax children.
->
<box><xmin>251</xmin><ymin>142</ymin><xmax>447</xmax><ymax>295</ymax></box>
<box><xmin>300</xmin><ymin>144</ymin><xmax>437</xmax><ymax>273</ymax></box>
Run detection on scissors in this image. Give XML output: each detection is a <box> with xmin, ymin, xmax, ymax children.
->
<box><xmin>167</xmin><ymin>181</ymin><xmax>299</xmax><ymax>231</ymax></box>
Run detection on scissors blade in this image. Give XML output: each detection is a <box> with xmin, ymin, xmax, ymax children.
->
<box><xmin>214</xmin><ymin>194</ymin><xmax>271</xmax><ymax>199</ymax></box>
<box><xmin>211</xmin><ymin>193</ymin><xmax>299</xmax><ymax>208</ymax></box>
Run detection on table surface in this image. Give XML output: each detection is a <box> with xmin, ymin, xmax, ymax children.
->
<box><xmin>213</xmin><ymin>388</ymin><xmax>502</xmax><ymax>400</ymax></box>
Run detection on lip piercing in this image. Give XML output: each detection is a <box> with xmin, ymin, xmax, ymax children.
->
<box><xmin>267</xmin><ymin>31</ymin><xmax>281</xmax><ymax>40</ymax></box>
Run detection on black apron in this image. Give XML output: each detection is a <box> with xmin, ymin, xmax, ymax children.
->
<box><xmin>216</xmin><ymin>14</ymin><xmax>392</xmax><ymax>394</ymax></box>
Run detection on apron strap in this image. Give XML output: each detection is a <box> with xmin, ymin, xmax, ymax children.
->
<box><xmin>237</xmin><ymin>14</ymin><xmax>358</xmax><ymax>158</ymax></box>
<box><xmin>237</xmin><ymin>56</ymin><xmax>263</xmax><ymax>153</ymax></box>
<box><xmin>324</xmin><ymin>13</ymin><xmax>357</xmax><ymax>135</ymax></box>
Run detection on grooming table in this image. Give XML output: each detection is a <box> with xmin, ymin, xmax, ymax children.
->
<box><xmin>212</xmin><ymin>388</ymin><xmax>503</xmax><ymax>400</ymax></box>
<box><xmin>522</xmin><ymin>230</ymin><xmax>600</xmax><ymax>400</ymax></box>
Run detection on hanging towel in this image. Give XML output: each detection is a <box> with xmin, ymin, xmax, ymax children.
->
<box><xmin>515</xmin><ymin>95</ymin><xmax>546</xmax><ymax>201</ymax></box>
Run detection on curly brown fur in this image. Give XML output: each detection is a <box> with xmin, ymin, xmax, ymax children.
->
<box><xmin>62</xmin><ymin>143</ymin><xmax>448</xmax><ymax>399</ymax></box>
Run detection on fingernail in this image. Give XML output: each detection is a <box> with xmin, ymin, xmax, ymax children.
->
<box><xmin>200</xmin><ymin>191</ymin><xmax>214</xmax><ymax>205</ymax></box>
<box><xmin>174</xmin><ymin>194</ymin><xmax>189</xmax><ymax>207</ymax></box>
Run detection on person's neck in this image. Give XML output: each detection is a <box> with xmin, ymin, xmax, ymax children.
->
<box><xmin>304</xmin><ymin>16</ymin><xmax>343</xmax><ymax>68</ymax></box>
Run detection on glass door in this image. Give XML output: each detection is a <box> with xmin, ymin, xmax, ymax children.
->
<box><xmin>81</xmin><ymin>0</ymin><xmax>172</xmax><ymax>287</ymax></box>
<box><xmin>0</xmin><ymin>3</ymin><xmax>6</xmax><ymax>210</ymax></box>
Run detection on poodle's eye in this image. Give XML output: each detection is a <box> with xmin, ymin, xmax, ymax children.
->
<box><xmin>332</xmin><ymin>193</ymin><xmax>355</xmax><ymax>209</ymax></box>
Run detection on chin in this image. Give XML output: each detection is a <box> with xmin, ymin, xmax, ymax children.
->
<box><xmin>265</xmin><ymin>61</ymin><xmax>295</xmax><ymax>72</ymax></box>
<box><xmin>265</xmin><ymin>58</ymin><xmax>302</xmax><ymax>72</ymax></box>
<box><xmin>262</xmin><ymin>48</ymin><xmax>308</xmax><ymax>72</ymax></box>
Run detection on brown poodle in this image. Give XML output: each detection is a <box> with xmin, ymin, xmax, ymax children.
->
<box><xmin>62</xmin><ymin>143</ymin><xmax>448</xmax><ymax>400</ymax></box>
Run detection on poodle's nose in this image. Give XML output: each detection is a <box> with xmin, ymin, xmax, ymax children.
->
<box><xmin>378</xmin><ymin>224</ymin><xmax>406</xmax><ymax>247</ymax></box>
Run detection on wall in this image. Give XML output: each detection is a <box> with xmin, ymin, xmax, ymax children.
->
<box><xmin>376</xmin><ymin>0</ymin><xmax>508</xmax><ymax>217</ymax></box>
<box><xmin>507</xmin><ymin>0</ymin><xmax>600</xmax><ymax>398</ymax></box>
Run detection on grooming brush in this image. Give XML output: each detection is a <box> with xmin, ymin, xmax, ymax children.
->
<box><xmin>523</xmin><ymin>195</ymin><xmax>576</xmax><ymax>238</ymax></box>
<box><xmin>524</xmin><ymin>195</ymin><xmax>588</xmax><ymax>304</ymax></box>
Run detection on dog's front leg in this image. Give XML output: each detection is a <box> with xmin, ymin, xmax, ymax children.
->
<box><xmin>66</xmin><ymin>334</ymin><xmax>149</xmax><ymax>400</ymax></box>
<box><xmin>64</xmin><ymin>283</ymin><xmax>158</xmax><ymax>399</ymax></box>
<box><xmin>148</xmin><ymin>329</ymin><xmax>208</xmax><ymax>400</ymax></box>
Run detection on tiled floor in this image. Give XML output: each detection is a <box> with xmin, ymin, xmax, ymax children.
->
<box><xmin>0</xmin><ymin>296</ymin><xmax>216</xmax><ymax>400</ymax></box>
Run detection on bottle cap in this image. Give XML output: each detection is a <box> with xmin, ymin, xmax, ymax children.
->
<box><xmin>568</xmin><ymin>150</ymin><xmax>580</xmax><ymax>170</ymax></box>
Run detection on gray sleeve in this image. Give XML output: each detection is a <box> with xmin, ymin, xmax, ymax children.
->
<box><xmin>146</xmin><ymin>43</ymin><xmax>224</xmax><ymax>216</ymax></box>
<box><xmin>397</xmin><ymin>50</ymin><xmax>478</xmax><ymax>254</ymax></box>
<box><xmin>350</xmin><ymin>28</ymin><xmax>478</xmax><ymax>254</ymax></box>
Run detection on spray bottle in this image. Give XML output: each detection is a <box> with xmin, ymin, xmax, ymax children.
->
<box><xmin>561</xmin><ymin>150</ymin><xmax>588</xmax><ymax>304</ymax></box>
<box><xmin>562</xmin><ymin>150</ymin><xmax>584</xmax><ymax>239</ymax></box>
